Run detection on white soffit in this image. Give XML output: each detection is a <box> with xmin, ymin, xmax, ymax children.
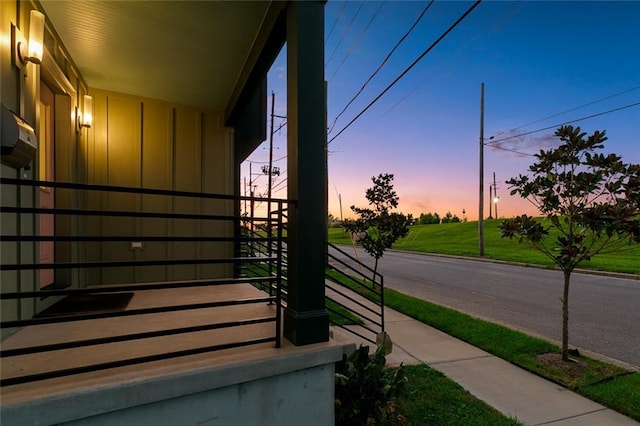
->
<box><xmin>40</xmin><ymin>1</ymin><xmax>270</xmax><ymax>110</ymax></box>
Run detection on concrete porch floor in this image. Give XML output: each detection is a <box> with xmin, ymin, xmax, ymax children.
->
<box><xmin>1</xmin><ymin>283</ymin><xmax>327</xmax><ymax>406</ymax></box>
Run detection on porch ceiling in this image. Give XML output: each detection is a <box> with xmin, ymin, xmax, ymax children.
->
<box><xmin>39</xmin><ymin>1</ymin><xmax>271</xmax><ymax>110</ymax></box>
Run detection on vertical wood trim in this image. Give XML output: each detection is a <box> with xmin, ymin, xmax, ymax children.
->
<box><xmin>169</xmin><ymin>107</ymin><xmax>177</xmax><ymax>280</ymax></box>
<box><xmin>135</xmin><ymin>102</ymin><xmax>144</xmax><ymax>282</ymax></box>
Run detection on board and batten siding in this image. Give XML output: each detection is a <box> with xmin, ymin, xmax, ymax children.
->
<box><xmin>83</xmin><ymin>89</ymin><xmax>234</xmax><ymax>285</ymax></box>
<box><xmin>1</xmin><ymin>0</ymin><xmax>86</xmax><ymax>325</ymax></box>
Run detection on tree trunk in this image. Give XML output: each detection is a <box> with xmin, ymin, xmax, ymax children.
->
<box><xmin>562</xmin><ymin>270</ymin><xmax>571</xmax><ymax>361</ymax></box>
<box><xmin>372</xmin><ymin>258</ymin><xmax>379</xmax><ymax>290</ymax></box>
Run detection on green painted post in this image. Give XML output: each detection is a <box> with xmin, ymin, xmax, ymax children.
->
<box><xmin>283</xmin><ymin>1</ymin><xmax>329</xmax><ymax>345</ymax></box>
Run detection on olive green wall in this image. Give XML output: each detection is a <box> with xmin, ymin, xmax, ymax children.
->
<box><xmin>2</xmin><ymin>1</ymin><xmax>235</xmax><ymax>331</ymax></box>
<box><xmin>2</xmin><ymin>0</ymin><xmax>90</xmax><ymax>329</ymax></box>
<box><xmin>2</xmin><ymin>0</ymin><xmax>47</xmax><ymax>329</ymax></box>
<box><xmin>83</xmin><ymin>89</ymin><xmax>234</xmax><ymax>285</ymax></box>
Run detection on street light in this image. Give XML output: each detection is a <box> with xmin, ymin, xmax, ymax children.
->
<box><xmin>492</xmin><ymin>172</ymin><xmax>499</xmax><ymax>219</ymax></box>
<box><xmin>488</xmin><ymin>183</ymin><xmax>493</xmax><ymax>220</ymax></box>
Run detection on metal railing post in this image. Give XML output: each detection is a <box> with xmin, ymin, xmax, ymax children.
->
<box><xmin>379</xmin><ymin>274</ymin><xmax>385</xmax><ymax>333</ymax></box>
<box><xmin>268</xmin><ymin>204</ymin><xmax>274</xmax><ymax>299</ymax></box>
<box><xmin>274</xmin><ymin>201</ymin><xmax>284</xmax><ymax>348</ymax></box>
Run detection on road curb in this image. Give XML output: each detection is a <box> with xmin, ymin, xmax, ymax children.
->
<box><xmin>387</xmin><ymin>249</ymin><xmax>640</xmax><ymax>281</ymax></box>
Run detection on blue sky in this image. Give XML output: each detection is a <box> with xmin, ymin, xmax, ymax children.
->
<box><xmin>243</xmin><ymin>0</ymin><xmax>640</xmax><ymax>221</ymax></box>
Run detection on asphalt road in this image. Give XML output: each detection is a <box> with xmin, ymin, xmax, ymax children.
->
<box><xmin>331</xmin><ymin>245</ymin><xmax>640</xmax><ymax>367</ymax></box>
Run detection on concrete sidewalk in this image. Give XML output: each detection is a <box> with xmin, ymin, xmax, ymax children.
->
<box><xmin>331</xmin><ymin>307</ymin><xmax>638</xmax><ymax>426</ymax></box>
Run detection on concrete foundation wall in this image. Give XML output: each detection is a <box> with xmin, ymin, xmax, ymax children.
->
<box><xmin>1</xmin><ymin>343</ymin><xmax>347</xmax><ymax>426</ymax></box>
<box><xmin>62</xmin><ymin>364</ymin><xmax>334</xmax><ymax>426</ymax></box>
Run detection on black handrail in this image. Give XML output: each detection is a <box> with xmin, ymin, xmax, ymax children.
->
<box><xmin>325</xmin><ymin>243</ymin><xmax>385</xmax><ymax>344</ymax></box>
<box><xmin>239</xmin><ymin>231</ymin><xmax>386</xmax><ymax>345</ymax></box>
<box><xmin>0</xmin><ymin>178</ymin><xmax>288</xmax><ymax>386</ymax></box>
<box><xmin>1</xmin><ymin>177</ymin><xmax>290</xmax><ymax>204</ymax></box>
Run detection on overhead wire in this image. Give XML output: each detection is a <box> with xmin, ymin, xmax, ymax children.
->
<box><xmin>328</xmin><ymin>0</ymin><xmax>483</xmax><ymax>145</ymax></box>
<box><xmin>380</xmin><ymin>0</ymin><xmax>523</xmax><ymax>118</ymax></box>
<box><xmin>246</xmin><ymin>154</ymin><xmax>287</xmax><ymax>165</ymax></box>
<box><xmin>488</xmin><ymin>144</ymin><xmax>536</xmax><ymax>157</ymax></box>
<box><xmin>486</xmin><ymin>102</ymin><xmax>640</xmax><ymax>145</ymax></box>
<box><xmin>325</xmin><ymin>1</ymin><xmax>366</xmax><ymax>68</ymax></box>
<box><xmin>511</xmin><ymin>86</ymin><xmax>640</xmax><ymax>131</ymax></box>
<box><xmin>328</xmin><ymin>0</ymin><xmax>435</xmax><ymax>134</ymax></box>
<box><xmin>328</xmin><ymin>1</ymin><xmax>386</xmax><ymax>83</ymax></box>
<box><xmin>325</xmin><ymin>0</ymin><xmax>348</xmax><ymax>44</ymax></box>
<box><xmin>272</xmin><ymin>177</ymin><xmax>287</xmax><ymax>192</ymax></box>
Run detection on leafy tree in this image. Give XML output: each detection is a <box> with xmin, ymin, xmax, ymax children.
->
<box><xmin>328</xmin><ymin>213</ymin><xmax>343</xmax><ymax>228</ymax></box>
<box><xmin>418</xmin><ymin>212</ymin><xmax>440</xmax><ymax>225</ymax></box>
<box><xmin>441</xmin><ymin>211</ymin><xmax>461</xmax><ymax>224</ymax></box>
<box><xmin>343</xmin><ymin>174</ymin><xmax>411</xmax><ymax>282</ymax></box>
<box><xmin>406</xmin><ymin>213</ymin><xmax>415</xmax><ymax>226</ymax></box>
<box><xmin>499</xmin><ymin>126</ymin><xmax>640</xmax><ymax>361</ymax></box>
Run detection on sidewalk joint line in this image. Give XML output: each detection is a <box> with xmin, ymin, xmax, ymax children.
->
<box><xmin>424</xmin><ymin>354</ymin><xmax>493</xmax><ymax>366</ymax></box>
<box><xmin>534</xmin><ymin>407</ymin><xmax>608</xmax><ymax>425</ymax></box>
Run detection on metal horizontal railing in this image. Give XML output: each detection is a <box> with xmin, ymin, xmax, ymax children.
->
<box><xmin>326</xmin><ymin>242</ymin><xmax>385</xmax><ymax>344</ymax></box>
<box><xmin>239</xmin><ymin>222</ymin><xmax>385</xmax><ymax>345</ymax></box>
<box><xmin>240</xmin><ymin>215</ymin><xmax>288</xmax><ymax>296</ymax></box>
<box><xmin>0</xmin><ymin>177</ymin><xmax>287</xmax><ymax>387</ymax></box>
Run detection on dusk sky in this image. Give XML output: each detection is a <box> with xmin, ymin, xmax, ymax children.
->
<box><xmin>242</xmin><ymin>1</ymin><xmax>640</xmax><ymax>221</ymax></box>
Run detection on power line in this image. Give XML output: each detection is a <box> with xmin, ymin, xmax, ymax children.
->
<box><xmin>380</xmin><ymin>0</ymin><xmax>523</xmax><ymax>118</ymax></box>
<box><xmin>274</xmin><ymin>120</ymin><xmax>287</xmax><ymax>134</ymax></box>
<box><xmin>488</xmin><ymin>144</ymin><xmax>535</xmax><ymax>157</ymax></box>
<box><xmin>271</xmin><ymin>176</ymin><xmax>288</xmax><ymax>193</ymax></box>
<box><xmin>325</xmin><ymin>0</ymin><xmax>348</xmax><ymax>43</ymax></box>
<box><xmin>328</xmin><ymin>0</ymin><xmax>482</xmax><ymax>145</ymax></box>
<box><xmin>486</xmin><ymin>102</ymin><xmax>640</xmax><ymax>145</ymax></box>
<box><xmin>328</xmin><ymin>0</ymin><xmax>434</xmax><ymax>134</ymax></box>
<box><xmin>512</xmin><ymin>86</ymin><xmax>640</xmax><ymax>131</ymax></box>
<box><xmin>325</xmin><ymin>1</ymin><xmax>366</xmax><ymax>68</ymax></box>
<box><xmin>246</xmin><ymin>154</ymin><xmax>287</xmax><ymax>165</ymax></box>
<box><xmin>328</xmin><ymin>1</ymin><xmax>386</xmax><ymax>83</ymax></box>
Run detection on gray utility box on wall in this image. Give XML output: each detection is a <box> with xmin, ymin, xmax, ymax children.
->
<box><xmin>1</xmin><ymin>104</ymin><xmax>38</xmax><ymax>169</ymax></box>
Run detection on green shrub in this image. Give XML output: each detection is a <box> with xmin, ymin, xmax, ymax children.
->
<box><xmin>335</xmin><ymin>345</ymin><xmax>407</xmax><ymax>425</ymax></box>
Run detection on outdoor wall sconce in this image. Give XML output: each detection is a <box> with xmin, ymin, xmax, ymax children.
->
<box><xmin>16</xmin><ymin>10</ymin><xmax>45</xmax><ymax>65</ymax></box>
<box><xmin>76</xmin><ymin>95</ymin><xmax>93</xmax><ymax>131</ymax></box>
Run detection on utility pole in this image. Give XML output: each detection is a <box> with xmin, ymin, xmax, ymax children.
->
<box><xmin>265</xmin><ymin>95</ymin><xmax>285</xmax><ymax>229</ymax></box>
<box><xmin>478</xmin><ymin>82</ymin><xmax>485</xmax><ymax>256</ymax></box>
<box><xmin>338</xmin><ymin>193</ymin><xmax>343</xmax><ymax>222</ymax></box>
<box><xmin>266</xmin><ymin>92</ymin><xmax>276</xmax><ymax>286</ymax></box>
<box><xmin>243</xmin><ymin>176</ymin><xmax>247</xmax><ymax>216</ymax></box>
<box><xmin>249</xmin><ymin>162</ymin><xmax>255</xmax><ymax>232</ymax></box>
<box><xmin>267</xmin><ymin>92</ymin><xmax>275</xmax><ymax>223</ymax></box>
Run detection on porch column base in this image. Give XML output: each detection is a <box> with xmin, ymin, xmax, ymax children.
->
<box><xmin>283</xmin><ymin>307</ymin><xmax>329</xmax><ymax>346</ymax></box>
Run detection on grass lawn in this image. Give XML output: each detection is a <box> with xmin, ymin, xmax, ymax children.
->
<box><xmin>329</xmin><ymin>218</ymin><xmax>640</xmax><ymax>274</ymax></box>
<box><xmin>396</xmin><ymin>365</ymin><xmax>522</xmax><ymax>425</ymax></box>
<box><xmin>327</xmin><ymin>299</ymin><xmax>364</xmax><ymax>326</ymax></box>
<box><xmin>385</xmin><ymin>287</ymin><xmax>640</xmax><ymax>421</ymax></box>
<box><xmin>277</xmin><ymin>223</ymin><xmax>639</xmax><ymax>421</ymax></box>
<box><xmin>325</xmin><ymin>269</ymin><xmax>639</xmax><ymax>421</ymax></box>
<box><xmin>241</xmin><ymin>262</ymin><xmax>363</xmax><ymax>326</ymax></box>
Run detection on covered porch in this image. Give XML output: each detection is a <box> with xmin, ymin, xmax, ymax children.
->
<box><xmin>1</xmin><ymin>1</ymin><xmax>342</xmax><ymax>424</ymax></box>
<box><xmin>1</xmin><ymin>283</ymin><xmax>344</xmax><ymax>425</ymax></box>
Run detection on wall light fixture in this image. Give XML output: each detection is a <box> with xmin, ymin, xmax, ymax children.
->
<box><xmin>81</xmin><ymin>95</ymin><xmax>93</xmax><ymax>128</ymax></box>
<box><xmin>17</xmin><ymin>10</ymin><xmax>45</xmax><ymax>65</ymax></box>
<box><xmin>76</xmin><ymin>95</ymin><xmax>93</xmax><ymax>131</ymax></box>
